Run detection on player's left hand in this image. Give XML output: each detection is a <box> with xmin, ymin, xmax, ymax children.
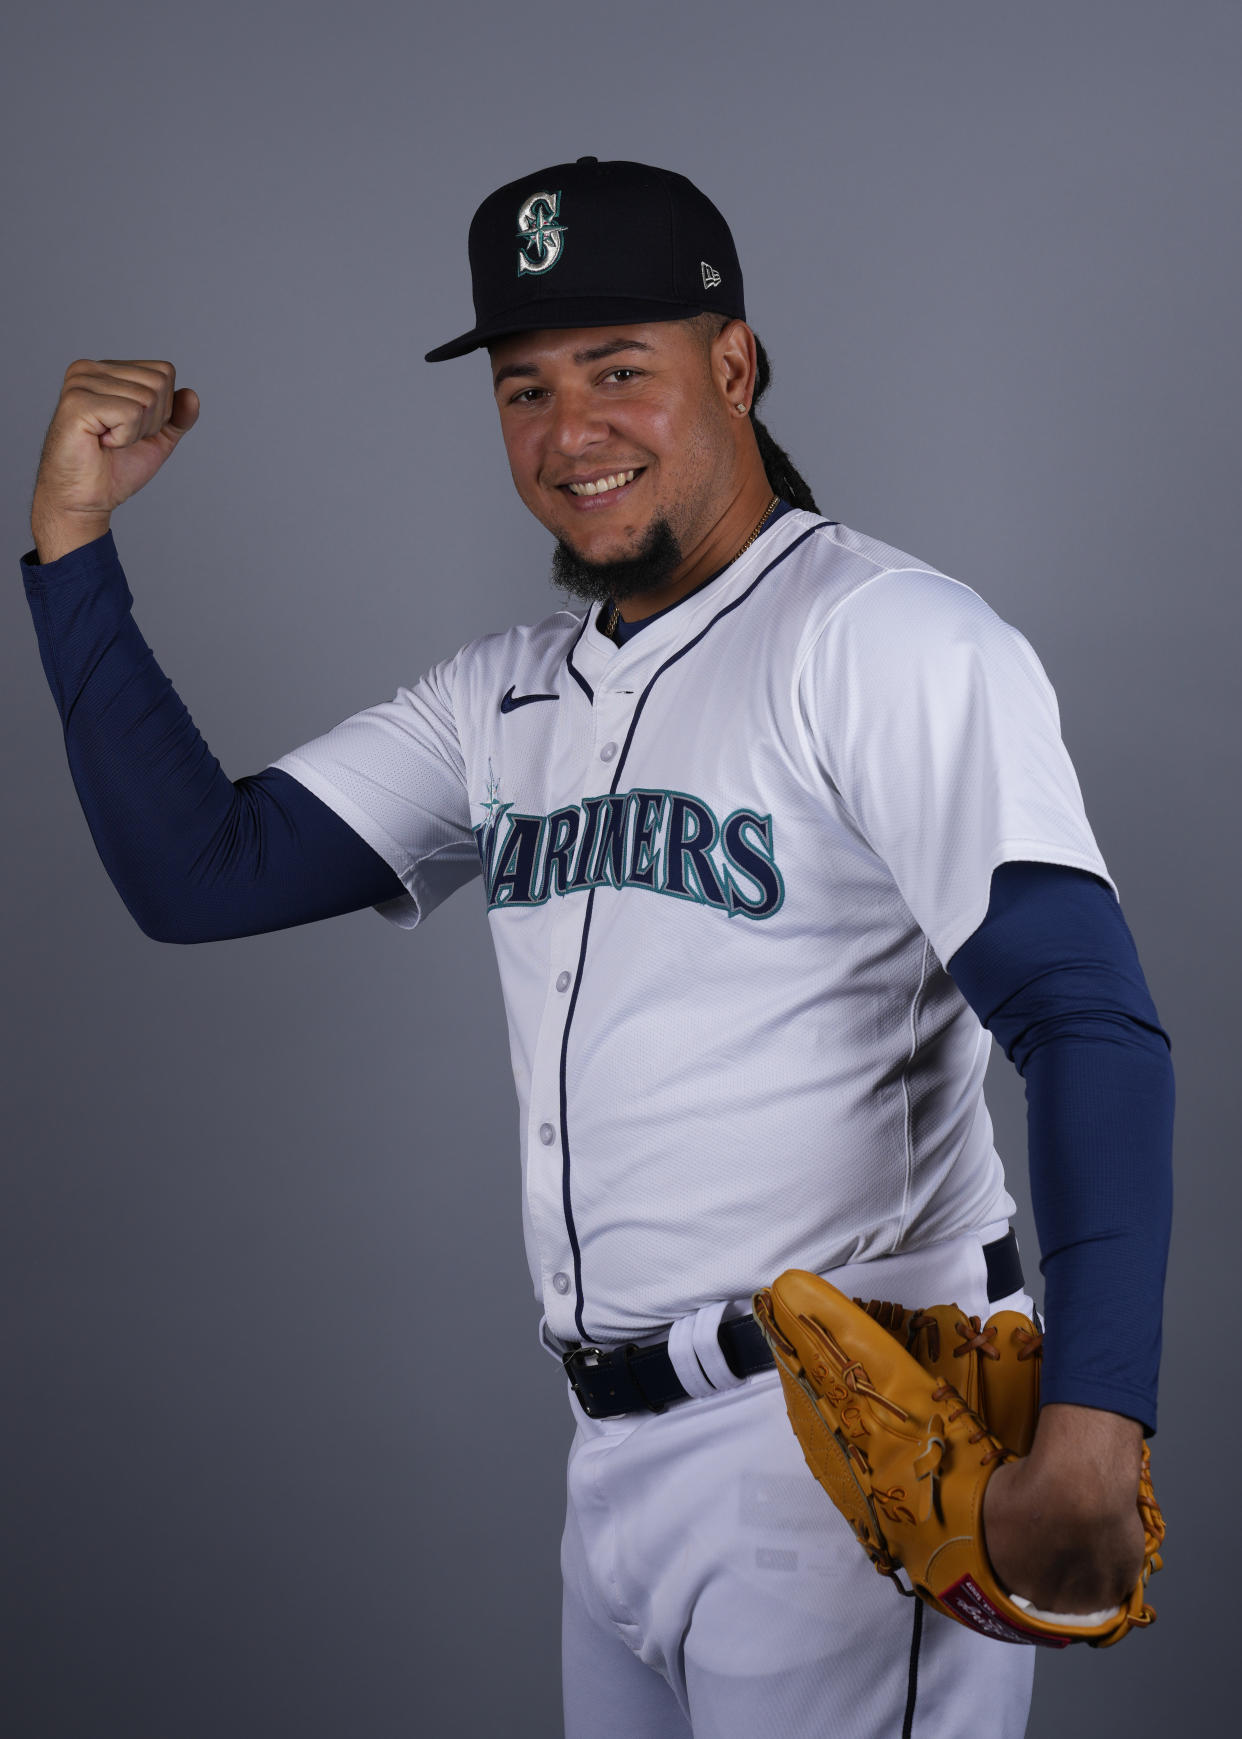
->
<box><xmin>982</xmin><ymin>1401</ymin><xmax>1148</xmax><ymax>1614</ymax></box>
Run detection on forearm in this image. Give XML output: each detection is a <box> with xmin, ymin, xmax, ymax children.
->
<box><xmin>948</xmin><ymin>860</ymin><xmax>1174</xmax><ymax>1436</ymax></box>
<box><xmin>31</xmin><ymin>501</ymin><xmax>113</xmax><ymax>566</ymax></box>
<box><xmin>20</xmin><ymin>530</ymin><xmax>405</xmax><ymax>941</ymax></box>
<box><xmin>1024</xmin><ymin>1025</ymin><xmax>1174</xmax><ymax>1431</ymax></box>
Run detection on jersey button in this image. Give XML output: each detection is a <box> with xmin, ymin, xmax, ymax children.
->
<box><xmin>555</xmin><ymin>971</ymin><xmax>572</xmax><ymax>992</ymax></box>
<box><xmin>552</xmin><ymin>1272</ymin><xmax>571</xmax><ymax>1294</ymax></box>
<box><xmin>599</xmin><ymin>741</ymin><xmax>618</xmax><ymax>762</ymax></box>
<box><xmin>539</xmin><ymin>1122</ymin><xmax>556</xmax><ymax>1145</ymax></box>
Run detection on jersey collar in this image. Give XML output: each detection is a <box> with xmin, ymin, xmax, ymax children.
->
<box><xmin>600</xmin><ymin>500</ymin><xmax>795</xmax><ymax>648</ymax></box>
<box><xmin>571</xmin><ymin>504</ymin><xmax>809</xmax><ymax>685</ymax></box>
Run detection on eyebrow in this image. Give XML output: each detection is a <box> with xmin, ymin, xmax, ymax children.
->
<box><xmin>492</xmin><ymin>338</ymin><xmax>655</xmax><ymax>390</ymax></box>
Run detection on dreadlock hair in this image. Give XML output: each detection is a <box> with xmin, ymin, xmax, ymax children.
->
<box><xmin>749</xmin><ymin>335</ymin><xmax>820</xmax><ymax>514</ymax></box>
<box><xmin>687</xmin><ymin>313</ymin><xmax>821</xmax><ymax>514</ymax></box>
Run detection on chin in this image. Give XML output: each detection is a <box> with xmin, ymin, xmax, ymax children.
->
<box><xmin>565</xmin><ymin>527</ymin><xmax>644</xmax><ymax>564</ymax></box>
<box><xmin>550</xmin><ymin>511</ymin><xmax>684</xmax><ymax>606</ymax></box>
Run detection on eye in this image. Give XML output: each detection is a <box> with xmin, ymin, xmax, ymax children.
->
<box><xmin>604</xmin><ymin>368</ymin><xmax>640</xmax><ymax>384</ymax></box>
<box><xmin>507</xmin><ymin>386</ymin><xmax>548</xmax><ymax>406</ymax></box>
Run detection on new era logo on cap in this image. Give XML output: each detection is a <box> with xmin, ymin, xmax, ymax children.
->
<box><xmin>701</xmin><ymin>261</ymin><xmax>722</xmax><ymax>290</ymax></box>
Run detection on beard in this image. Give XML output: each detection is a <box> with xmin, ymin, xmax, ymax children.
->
<box><xmin>550</xmin><ymin>513</ymin><xmax>685</xmax><ymax>608</ymax></box>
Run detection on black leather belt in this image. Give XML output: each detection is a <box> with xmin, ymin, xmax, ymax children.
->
<box><xmin>562</xmin><ymin>1227</ymin><xmax>1024</xmax><ymax>1420</ymax></box>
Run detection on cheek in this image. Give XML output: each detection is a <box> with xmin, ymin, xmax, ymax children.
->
<box><xmin>500</xmin><ymin>427</ymin><xmax>540</xmax><ymax>496</ymax></box>
<box><xmin>501</xmin><ymin>431</ymin><xmax>562</xmax><ymax>529</ymax></box>
<box><xmin>667</xmin><ymin>404</ymin><xmax>730</xmax><ymax>489</ymax></box>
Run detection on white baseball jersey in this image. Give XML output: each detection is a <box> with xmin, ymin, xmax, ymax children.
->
<box><xmin>268</xmin><ymin>510</ymin><xmax>1113</xmax><ymax>1347</ymax></box>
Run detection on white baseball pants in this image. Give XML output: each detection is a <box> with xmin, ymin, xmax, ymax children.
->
<box><xmin>554</xmin><ymin>1222</ymin><xmax>1038</xmax><ymax>1738</ymax></box>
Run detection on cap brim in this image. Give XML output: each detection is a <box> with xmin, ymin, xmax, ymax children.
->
<box><xmin>424</xmin><ymin>296</ymin><xmax>732</xmax><ymax>363</ymax></box>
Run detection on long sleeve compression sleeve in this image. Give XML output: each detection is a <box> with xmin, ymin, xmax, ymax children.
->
<box><xmin>20</xmin><ymin>529</ymin><xmax>406</xmax><ymax>942</ymax></box>
<box><xmin>947</xmin><ymin>860</ymin><xmax>1174</xmax><ymax>1436</ymax></box>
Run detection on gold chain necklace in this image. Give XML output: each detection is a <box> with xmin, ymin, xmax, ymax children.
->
<box><xmin>601</xmin><ymin>494</ymin><xmax>781</xmax><ymax>643</ymax></box>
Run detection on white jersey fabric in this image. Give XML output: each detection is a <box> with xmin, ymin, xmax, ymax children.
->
<box><xmin>269</xmin><ymin>510</ymin><xmax>1113</xmax><ymax>1347</ymax></box>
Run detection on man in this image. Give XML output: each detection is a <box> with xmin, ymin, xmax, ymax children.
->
<box><xmin>22</xmin><ymin>157</ymin><xmax>1173</xmax><ymax>1737</ymax></box>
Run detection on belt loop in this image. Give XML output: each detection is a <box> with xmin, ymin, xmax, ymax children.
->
<box><xmin>691</xmin><ymin>1299</ymin><xmax>744</xmax><ymax>1392</ymax></box>
<box><xmin>668</xmin><ymin>1311</ymin><xmax>718</xmax><ymax>1399</ymax></box>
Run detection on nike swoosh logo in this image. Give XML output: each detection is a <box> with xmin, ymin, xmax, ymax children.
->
<box><xmin>500</xmin><ymin>686</ymin><xmax>559</xmax><ymax>713</ymax></box>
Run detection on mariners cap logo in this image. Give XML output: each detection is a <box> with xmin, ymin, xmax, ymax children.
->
<box><xmin>516</xmin><ymin>189</ymin><xmax>567</xmax><ymax>277</ymax></box>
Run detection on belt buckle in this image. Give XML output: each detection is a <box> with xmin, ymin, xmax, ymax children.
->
<box><xmin>561</xmin><ymin>1344</ymin><xmax>608</xmax><ymax>1416</ymax></box>
<box><xmin>562</xmin><ymin>1342</ymin><xmax>658</xmax><ymax>1417</ymax></box>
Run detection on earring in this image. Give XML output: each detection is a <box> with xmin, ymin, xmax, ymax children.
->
<box><xmin>736</xmin><ymin>402</ymin><xmax>748</xmax><ymax>415</ymax></box>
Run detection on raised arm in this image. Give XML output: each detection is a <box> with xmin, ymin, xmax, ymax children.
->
<box><xmin>21</xmin><ymin>360</ymin><xmax>414</xmax><ymax>942</ymax></box>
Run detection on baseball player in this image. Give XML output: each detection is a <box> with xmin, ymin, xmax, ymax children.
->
<box><xmin>22</xmin><ymin>158</ymin><xmax>1173</xmax><ymax>1737</ymax></box>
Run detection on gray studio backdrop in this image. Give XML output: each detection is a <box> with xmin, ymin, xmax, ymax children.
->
<box><xmin>3</xmin><ymin>2</ymin><xmax>1237</xmax><ymax>1735</ymax></box>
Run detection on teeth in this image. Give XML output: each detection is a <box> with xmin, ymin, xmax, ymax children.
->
<box><xmin>568</xmin><ymin>469</ymin><xmax>636</xmax><ymax>497</ymax></box>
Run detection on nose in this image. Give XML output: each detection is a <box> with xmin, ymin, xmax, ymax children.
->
<box><xmin>547</xmin><ymin>384</ymin><xmax>612</xmax><ymax>461</ymax></box>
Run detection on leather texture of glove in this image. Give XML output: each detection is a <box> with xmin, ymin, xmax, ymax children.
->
<box><xmin>752</xmin><ymin>1269</ymin><xmax>1165</xmax><ymax>1648</ymax></box>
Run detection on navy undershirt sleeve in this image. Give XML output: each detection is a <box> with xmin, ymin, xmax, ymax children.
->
<box><xmin>947</xmin><ymin>860</ymin><xmax>1174</xmax><ymax>1436</ymax></box>
<box><xmin>20</xmin><ymin>529</ymin><xmax>406</xmax><ymax>942</ymax></box>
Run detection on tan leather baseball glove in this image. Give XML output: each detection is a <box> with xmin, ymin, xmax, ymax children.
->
<box><xmin>751</xmin><ymin>1269</ymin><xmax>1165</xmax><ymax>1648</ymax></box>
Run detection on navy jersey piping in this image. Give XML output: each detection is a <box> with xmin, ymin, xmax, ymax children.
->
<box><xmin>565</xmin><ymin>615</ymin><xmax>594</xmax><ymax>702</ymax></box>
<box><xmin>560</xmin><ymin>886</ymin><xmax>598</xmax><ymax>1338</ymax></box>
<box><xmin>557</xmin><ymin>519</ymin><xmax>834</xmax><ymax>1339</ymax></box>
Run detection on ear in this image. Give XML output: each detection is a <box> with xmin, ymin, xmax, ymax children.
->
<box><xmin>711</xmin><ymin>319</ymin><xmax>758</xmax><ymax>416</ymax></box>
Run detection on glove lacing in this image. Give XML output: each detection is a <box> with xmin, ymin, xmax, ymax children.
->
<box><xmin>904</xmin><ymin>1312</ymin><xmax>1014</xmax><ymax>1469</ymax></box>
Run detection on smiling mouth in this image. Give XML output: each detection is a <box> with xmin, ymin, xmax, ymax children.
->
<box><xmin>560</xmin><ymin>468</ymin><xmax>642</xmax><ymax>500</ymax></box>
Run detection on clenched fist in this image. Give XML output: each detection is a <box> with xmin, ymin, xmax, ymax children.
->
<box><xmin>31</xmin><ymin>359</ymin><xmax>199</xmax><ymax>562</ymax></box>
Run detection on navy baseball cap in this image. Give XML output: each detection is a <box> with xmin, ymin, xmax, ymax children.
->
<box><xmin>424</xmin><ymin>156</ymin><xmax>746</xmax><ymax>363</ymax></box>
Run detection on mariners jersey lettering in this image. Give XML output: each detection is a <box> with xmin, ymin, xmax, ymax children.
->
<box><xmin>269</xmin><ymin>511</ymin><xmax>1113</xmax><ymax>1346</ymax></box>
<box><xmin>474</xmin><ymin>789</ymin><xmax>783</xmax><ymax>917</ymax></box>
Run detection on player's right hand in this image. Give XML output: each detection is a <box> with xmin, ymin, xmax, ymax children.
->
<box><xmin>32</xmin><ymin>359</ymin><xmax>200</xmax><ymax>523</ymax></box>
